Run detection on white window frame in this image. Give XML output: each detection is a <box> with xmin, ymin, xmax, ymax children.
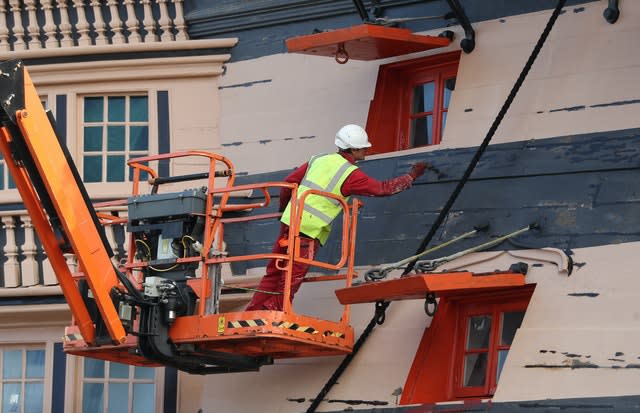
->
<box><xmin>66</xmin><ymin>355</ymin><xmax>165</xmax><ymax>413</ymax></box>
<box><xmin>79</xmin><ymin>93</ymin><xmax>152</xmax><ymax>184</ymax></box>
<box><xmin>70</xmin><ymin>89</ymin><xmax>158</xmax><ymax>199</ymax></box>
<box><xmin>0</xmin><ymin>343</ymin><xmax>52</xmax><ymax>413</ymax></box>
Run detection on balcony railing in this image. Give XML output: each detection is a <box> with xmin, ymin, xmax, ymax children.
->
<box><xmin>0</xmin><ymin>207</ymin><xmax>127</xmax><ymax>289</ymax></box>
<box><xmin>0</xmin><ymin>0</ymin><xmax>187</xmax><ymax>52</ymax></box>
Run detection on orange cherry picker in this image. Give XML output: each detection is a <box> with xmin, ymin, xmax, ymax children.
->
<box><xmin>0</xmin><ymin>60</ymin><xmax>359</xmax><ymax>374</ymax></box>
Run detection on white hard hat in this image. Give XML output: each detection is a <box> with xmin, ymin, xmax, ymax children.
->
<box><xmin>335</xmin><ymin>124</ymin><xmax>372</xmax><ymax>150</ymax></box>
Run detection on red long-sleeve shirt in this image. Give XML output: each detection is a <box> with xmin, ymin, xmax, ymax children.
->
<box><xmin>279</xmin><ymin>152</ymin><xmax>414</xmax><ymax>211</ymax></box>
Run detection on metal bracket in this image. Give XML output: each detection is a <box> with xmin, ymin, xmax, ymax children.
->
<box><xmin>603</xmin><ymin>0</ymin><xmax>619</xmax><ymax>24</ymax></box>
<box><xmin>446</xmin><ymin>0</ymin><xmax>475</xmax><ymax>53</ymax></box>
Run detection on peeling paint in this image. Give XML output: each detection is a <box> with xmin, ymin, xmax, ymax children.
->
<box><xmin>567</xmin><ymin>292</ymin><xmax>599</xmax><ymax>297</ymax></box>
<box><xmin>549</xmin><ymin>105</ymin><xmax>586</xmax><ymax>113</ymax></box>
<box><xmin>573</xmin><ymin>7</ymin><xmax>585</xmax><ymax>13</ymax></box>
<box><xmin>519</xmin><ymin>402</ymin><xmax>613</xmax><ymax>409</ymax></box>
<box><xmin>221</xmin><ymin>141</ymin><xmax>242</xmax><ymax>147</ymax></box>
<box><xmin>286</xmin><ymin>398</ymin><xmax>305</xmax><ymax>403</ymax></box>
<box><xmin>259</xmin><ymin>139</ymin><xmax>272</xmax><ymax>144</ymax></box>
<box><xmin>218</xmin><ymin>79</ymin><xmax>272</xmax><ymax>89</ymax></box>
<box><xmin>298</xmin><ymin>135</ymin><xmax>316</xmax><ymax>140</ymax></box>
<box><xmin>608</xmin><ymin>358</ymin><xmax>625</xmax><ymax>362</ymax></box>
<box><xmin>525</xmin><ymin>360</ymin><xmax>599</xmax><ymax>369</ymax></box>
<box><xmin>562</xmin><ymin>353</ymin><xmax>582</xmax><ymax>358</ymax></box>
<box><xmin>591</xmin><ymin>99</ymin><xmax>640</xmax><ymax>108</ymax></box>
<box><xmin>326</xmin><ymin>399</ymin><xmax>389</xmax><ymax>406</ymax></box>
<box><xmin>625</xmin><ymin>364</ymin><xmax>640</xmax><ymax>368</ymax></box>
<box><xmin>464</xmin><ymin>108</ymin><xmax>473</xmax><ymax>112</ymax></box>
<box><xmin>615</xmin><ymin>352</ymin><xmax>624</xmax><ymax>356</ymax></box>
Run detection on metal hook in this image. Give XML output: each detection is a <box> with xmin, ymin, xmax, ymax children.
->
<box><xmin>424</xmin><ymin>293</ymin><xmax>438</xmax><ymax>317</ymax></box>
<box><xmin>335</xmin><ymin>43</ymin><xmax>349</xmax><ymax>64</ymax></box>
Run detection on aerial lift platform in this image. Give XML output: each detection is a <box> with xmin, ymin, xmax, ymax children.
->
<box><xmin>0</xmin><ymin>60</ymin><xmax>357</xmax><ymax>374</ymax></box>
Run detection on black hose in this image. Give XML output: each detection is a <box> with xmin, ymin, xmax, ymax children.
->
<box><xmin>306</xmin><ymin>2</ymin><xmax>567</xmax><ymax>410</ymax></box>
<box><xmin>403</xmin><ymin>0</ymin><xmax>567</xmax><ymax>275</ymax></box>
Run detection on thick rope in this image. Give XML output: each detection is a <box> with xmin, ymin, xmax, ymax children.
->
<box><xmin>403</xmin><ymin>0</ymin><xmax>567</xmax><ymax>275</ymax></box>
<box><xmin>306</xmin><ymin>1</ymin><xmax>567</xmax><ymax>411</ymax></box>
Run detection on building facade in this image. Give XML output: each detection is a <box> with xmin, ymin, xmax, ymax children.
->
<box><xmin>1</xmin><ymin>0</ymin><xmax>640</xmax><ymax>412</ymax></box>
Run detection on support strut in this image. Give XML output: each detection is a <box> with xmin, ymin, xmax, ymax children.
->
<box><xmin>603</xmin><ymin>0</ymin><xmax>619</xmax><ymax>24</ymax></box>
<box><xmin>446</xmin><ymin>0</ymin><xmax>475</xmax><ymax>53</ymax></box>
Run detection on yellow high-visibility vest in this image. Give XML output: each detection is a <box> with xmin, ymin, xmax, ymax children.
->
<box><xmin>281</xmin><ymin>153</ymin><xmax>357</xmax><ymax>245</ymax></box>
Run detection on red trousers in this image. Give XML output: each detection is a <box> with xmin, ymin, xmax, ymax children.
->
<box><xmin>246</xmin><ymin>224</ymin><xmax>320</xmax><ymax>311</ymax></box>
<box><xmin>245</xmin><ymin>226</ymin><xmax>319</xmax><ymax>311</ymax></box>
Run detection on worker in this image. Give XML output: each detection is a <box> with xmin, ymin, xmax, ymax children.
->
<box><xmin>246</xmin><ymin>124</ymin><xmax>429</xmax><ymax>311</ymax></box>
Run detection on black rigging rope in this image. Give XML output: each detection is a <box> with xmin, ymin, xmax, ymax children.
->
<box><xmin>306</xmin><ymin>1</ymin><xmax>566</xmax><ymax>411</ymax></box>
<box><xmin>403</xmin><ymin>0</ymin><xmax>567</xmax><ymax>275</ymax></box>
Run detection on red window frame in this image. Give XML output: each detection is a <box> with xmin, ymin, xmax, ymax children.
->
<box><xmin>400</xmin><ymin>285</ymin><xmax>534</xmax><ymax>405</ymax></box>
<box><xmin>366</xmin><ymin>51</ymin><xmax>460</xmax><ymax>154</ymax></box>
<box><xmin>454</xmin><ymin>298</ymin><xmax>530</xmax><ymax>398</ymax></box>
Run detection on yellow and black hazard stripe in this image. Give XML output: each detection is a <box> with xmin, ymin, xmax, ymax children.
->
<box><xmin>227</xmin><ymin>319</ymin><xmax>267</xmax><ymax>329</ymax></box>
<box><xmin>323</xmin><ymin>330</ymin><xmax>346</xmax><ymax>338</ymax></box>
<box><xmin>272</xmin><ymin>321</ymin><xmax>318</xmax><ymax>335</ymax></box>
<box><xmin>64</xmin><ymin>333</ymin><xmax>84</xmax><ymax>342</ymax></box>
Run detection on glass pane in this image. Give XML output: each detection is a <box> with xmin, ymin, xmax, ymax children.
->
<box><xmin>107</xmin><ymin>156</ymin><xmax>125</xmax><ymax>182</ymax></box>
<box><xmin>443</xmin><ymin>77</ymin><xmax>455</xmax><ymax>108</ymax></box>
<box><xmin>466</xmin><ymin>315</ymin><xmax>492</xmax><ymax>350</ymax></box>
<box><xmin>134</xmin><ymin>366</ymin><xmax>154</xmax><ymax>380</ymax></box>
<box><xmin>84</xmin><ymin>357</ymin><xmax>105</xmax><ymax>378</ymax></box>
<box><xmin>82</xmin><ymin>383</ymin><xmax>104</xmax><ymax>413</ymax></box>
<box><xmin>412</xmin><ymin>82</ymin><xmax>434</xmax><ymax>113</ymax></box>
<box><xmin>3</xmin><ymin>350</ymin><xmax>22</xmax><ymax>379</ymax></box>
<box><xmin>0</xmin><ymin>167</ymin><xmax>4</xmax><ymax>190</ymax></box>
<box><xmin>130</xmin><ymin>126</ymin><xmax>149</xmax><ymax>151</ymax></box>
<box><xmin>410</xmin><ymin>116</ymin><xmax>432</xmax><ymax>147</ymax></box>
<box><xmin>442</xmin><ymin>112</ymin><xmax>448</xmax><ymax>137</ymax></box>
<box><xmin>26</xmin><ymin>350</ymin><xmax>44</xmax><ymax>378</ymax></box>
<box><xmin>2</xmin><ymin>383</ymin><xmax>20</xmax><ymax>413</ymax></box>
<box><xmin>107</xmin><ymin>126</ymin><xmax>126</xmax><ymax>151</ymax></box>
<box><xmin>501</xmin><ymin>311</ymin><xmax>526</xmax><ymax>346</ymax></box>
<box><xmin>8</xmin><ymin>174</ymin><xmax>15</xmax><ymax>189</ymax></box>
<box><xmin>84</xmin><ymin>97</ymin><xmax>104</xmax><ymax>122</ymax></box>
<box><xmin>108</xmin><ymin>383</ymin><xmax>129</xmax><ymax>413</ymax></box>
<box><xmin>496</xmin><ymin>349</ymin><xmax>509</xmax><ymax>383</ymax></box>
<box><xmin>24</xmin><ymin>382</ymin><xmax>44</xmax><ymax>413</ymax></box>
<box><xmin>84</xmin><ymin>126</ymin><xmax>103</xmax><ymax>151</ymax></box>
<box><xmin>130</xmin><ymin>96</ymin><xmax>149</xmax><ymax>122</ymax></box>
<box><xmin>109</xmin><ymin>362</ymin><xmax>129</xmax><ymax>379</ymax></box>
<box><xmin>83</xmin><ymin>156</ymin><xmax>103</xmax><ymax>183</ymax></box>
<box><xmin>463</xmin><ymin>352</ymin><xmax>487</xmax><ymax>387</ymax></box>
<box><xmin>108</xmin><ymin>96</ymin><xmax>126</xmax><ymax>122</ymax></box>
<box><xmin>133</xmin><ymin>383</ymin><xmax>155</xmax><ymax>413</ymax></box>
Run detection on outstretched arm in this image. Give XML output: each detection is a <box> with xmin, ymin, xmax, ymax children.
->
<box><xmin>341</xmin><ymin>162</ymin><xmax>428</xmax><ymax>197</ymax></box>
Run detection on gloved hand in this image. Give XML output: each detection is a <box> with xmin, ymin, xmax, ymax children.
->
<box><xmin>408</xmin><ymin>162</ymin><xmax>431</xmax><ymax>179</ymax></box>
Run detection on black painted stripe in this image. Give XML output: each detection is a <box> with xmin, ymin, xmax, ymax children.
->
<box><xmin>157</xmin><ymin>90</ymin><xmax>170</xmax><ymax>177</ymax></box>
<box><xmin>163</xmin><ymin>367</ymin><xmax>178</xmax><ymax>413</ymax></box>
<box><xmin>55</xmin><ymin>95</ymin><xmax>66</xmax><ymax>145</ymax></box>
<box><xmin>52</xmin><ymin>343</ymin><xmax>66</xmax><ymax>413</ymax></box>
